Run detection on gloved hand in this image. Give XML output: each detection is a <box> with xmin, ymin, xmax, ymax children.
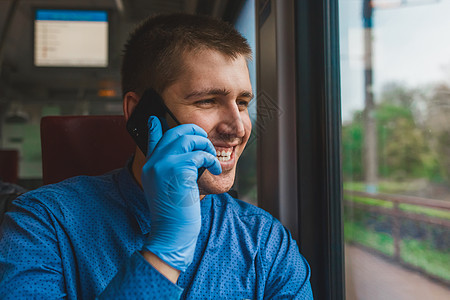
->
<box><xmin>141</xmin><ymin>116</ymin><xmax>221</xmax><ymax>272</ymax></box>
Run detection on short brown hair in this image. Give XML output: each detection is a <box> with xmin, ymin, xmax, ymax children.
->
<box><xmin>121</xmin><ymin>13</ymin><xmax>252</xmax><ymax>96</ymax></box>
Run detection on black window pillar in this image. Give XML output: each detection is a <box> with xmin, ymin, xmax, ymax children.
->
<box><xmin>256</xmin><ymin>0</ymin><xmax>343</xmax><ymax>298</ymax></box>
<box><xmin>295</xmin><ymin>1</ymin><xmax>344</xmax><ymax>299</ymax></box>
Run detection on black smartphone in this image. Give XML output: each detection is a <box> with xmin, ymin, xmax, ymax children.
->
<box><xmin>126</xmin><ymin>88</ymin><xmax>205</xmax><ymax>178</ymax></box>
<box><xmin>126</xmin><ymin>88</ymin><xmax>176</xmax><ymax>156</ymax></box>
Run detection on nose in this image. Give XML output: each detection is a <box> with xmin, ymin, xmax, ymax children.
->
<box><xmin>216</xmin><ymin>103</ymin><xmax>246</xmax><ymax>139</ymax></box>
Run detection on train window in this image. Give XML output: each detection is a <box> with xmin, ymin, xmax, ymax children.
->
<box><xmin>234</xmin><ymin>0</ymin><xmax>257</xmax><ymax>206</ymax></box>
<box><xmin>340</xmin><ymin>0</ymin><xmax>450</xmax><ymax>298</ymax></box>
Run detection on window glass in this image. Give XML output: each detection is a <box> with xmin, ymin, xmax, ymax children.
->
<box><xmin>234</xmin><ymin>0</ymin><xmax>257</xmax><ymax>206</ymax></box>
<box><xmin>339</xmin><ymin>0</ymin><xmax>450</xmax><ymax>298</ymax></box>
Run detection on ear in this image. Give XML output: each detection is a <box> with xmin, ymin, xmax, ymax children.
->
<box><xmin>123</xmin><ymin>91</ymin><xmax>140</xmax><ymax>121</ymax></box>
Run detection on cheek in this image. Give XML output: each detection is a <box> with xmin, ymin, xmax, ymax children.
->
<box><xmin>242</xmin><ymin>114</ymin><xmax>252</xmax><ymax>139</ymax></box>
<box><xmin>194</xmin><ymin>114</ymin><xmax>218</xmax><ymax>133</ymax></box>
<box><xmin>176</xmin><ymin>109</ymin><xmax>216</xmax><ymax>131</ymax></box>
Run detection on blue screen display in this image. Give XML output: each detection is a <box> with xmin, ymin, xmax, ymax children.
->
<box><xmin>36</xmin><ymin>9</ymin><xmax>107</xmax><ymax>22</ymax></box>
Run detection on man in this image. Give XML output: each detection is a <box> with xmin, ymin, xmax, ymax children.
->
<box><xmin>0</xmin><ymin>14</ymin><xmax>313</xmax><ymax>299</ymax></box>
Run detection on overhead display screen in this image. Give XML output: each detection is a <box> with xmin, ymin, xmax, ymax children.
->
<box><xmin>34</xmin><ymin>9</ymin><xmax>108</xmax><ymax>67</ymax></box>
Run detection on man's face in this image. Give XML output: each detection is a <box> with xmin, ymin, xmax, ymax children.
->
<box><xmin>161</xmin><ymin>50</ymin><xmax>253</xmax><ymax>196</ymax></box>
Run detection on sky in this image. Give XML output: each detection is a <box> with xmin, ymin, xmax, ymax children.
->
<box><xmin>235</xmin><ymin>0</ymin><xmax>257</xmax><ymax>123</ymax></box>
<box><xmin>339</xmin><ymin>0</ymin><xmax>450</xmax><ymax>121</ymax></box>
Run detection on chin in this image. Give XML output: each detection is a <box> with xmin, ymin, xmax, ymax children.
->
<box><xmin>198</xmin><ymin>168</ymin><xmax>236</xmax><ymax>196</ymax></box>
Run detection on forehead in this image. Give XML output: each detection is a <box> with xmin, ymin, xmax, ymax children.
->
<box><xmin>174</xmin><ymin>50</ymin><xmax>252</xmax><ymax>91</ymax></box>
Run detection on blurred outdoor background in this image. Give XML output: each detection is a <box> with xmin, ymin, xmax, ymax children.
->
<box><xmin>340</xmin><ymin>0</ymin><xmax>450</xmax><ymax>298</ymax></box>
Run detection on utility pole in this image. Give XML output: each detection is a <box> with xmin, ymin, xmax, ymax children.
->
<box><xmin>363</xmin><ymin>0</ymin><xmax>378</xmax><ymax>193</ymax></box>
<box><xmin>360</xmin><ymin>0</ymin><xmax>440</xmax><ymax>193</ymax></box>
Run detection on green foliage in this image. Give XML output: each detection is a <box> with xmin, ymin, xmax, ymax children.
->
<box><xmin>375</xmin><ymin>180</ymin><xmax>423</xmax><ymax>194</ymax></box>
<box><xmin>344</xmin><ymin>194</ymin><xmax>393</xmax><ymax>208</ymax></box>
<box><xmin>436</xmin><ymin>131</ymin><xmax>450</xmax><ymax>181</ymax></box>
<box><xmin>420</xmin><ymin>153</ymin><xmax>443</xmax><ymax>183</ymax></box>
<box><xmin>342</xmin><ymin>118</ymin><xmax>364</xmax><ymax>180</ymax></box>
<box><xmin>345</xmin><ymin>220</ymin><xmax>450</xmax><ymax>282</ymax></box>
<box><xmin>399</xmin><ymin>203</ymin><xmax>450</xmax><ymax>220</ymax></box>
<box><xmin>344</xmin><ymin>221</ymin><xmax>394</xmax><ymax>256</ymax></box>
<box><xmin>344</xmin><ymin>188</ymin><xmax>450</xmax><ymax>220</ymax></box>
<box><xmin>343</xmin><ymin>181</ymin><xmax>365</xmax><ymax>191</ymax></box>
<box><xmin>378</xmin><ymin>82</ymin><xmax>424</xmax><ymax>108</ymax></box>
<box><xmin>376</xmin><ymin>103</ymin><xmax>427</xmax><ymax>179</ymax></box>
<box><xmin>401</xmin><ymin>239</ymin><xmax>450</xmax><ymax>281</ymax></box>
<box><xmin>342</xmin><ymin>82</ymin><xmax>449</xmax><ymax>183</ymax></box>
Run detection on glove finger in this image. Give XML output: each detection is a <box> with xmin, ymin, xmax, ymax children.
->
<box><xmin>147</xmin><ymin>116</ymin><xmax>163</xmax><ymax>157</ymax></box>
<box><xmin>169</xmin><ymin>135</ymin><xmax>217</xmax><ymax>156</ymax></box>
<box><xmin>159</xmin><ymin>123</ymin><xmax>208</xmax><ymax>147</ymax></box>
<box><xmin>177</xmin><ymin>152</ymin><xmax>222</xmax><ymax>176</ymax></box>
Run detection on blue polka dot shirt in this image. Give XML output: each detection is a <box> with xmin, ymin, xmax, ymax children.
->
<box><xmin>0</xmin><ymin>166</ymin><xmax>313</xmax><ymax>299</ymax></box>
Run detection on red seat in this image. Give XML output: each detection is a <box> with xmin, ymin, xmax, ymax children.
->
<box><xmin>0</xmin><ymin>149</ymin><xmax>19</xmax><ymax>184</ymax></box>
<box><xmin>40</xmin><ymin>115</ymin><xmax>136</xmax><ymax>185</ymax></box>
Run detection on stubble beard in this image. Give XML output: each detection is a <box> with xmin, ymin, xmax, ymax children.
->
<box><xmin>198</xmin><ymin>167</ymin><xmax>236</xmax><ymax>196</ymax></box>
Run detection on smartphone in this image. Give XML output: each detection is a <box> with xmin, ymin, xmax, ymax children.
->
<box><xmin>126</xmin><ymin>88</ymin><xmax>205</xmax><ymax>178</ymax></box>
<box><xmin>126</xmin><ymin>88</ymin><xmax>175</xmax><ymax>156</ymax></box>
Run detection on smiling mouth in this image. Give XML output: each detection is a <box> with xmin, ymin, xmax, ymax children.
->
<box><xmin>216</xmin><ymin>150</ymin><xmax>232</xmax><ymax>161</ymax></box>
<box><xmin>215</xmin><ymin>147</ymin><xmax>234</xmax><ymax>162</ymax></box>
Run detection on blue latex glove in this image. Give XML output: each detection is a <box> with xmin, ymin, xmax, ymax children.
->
<box><xmin>141</xmin><ymin>116</ymin><xmax>222</xmax><ymax>272</ymax></box>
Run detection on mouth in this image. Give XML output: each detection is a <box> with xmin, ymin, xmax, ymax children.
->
<box><xmin>216</xmin><ymin>148</ymin><xmax>233</xmax><ymax>162</ymax></box>
<box><xmin>214</xmin><ymin>145</ymin><xmax>236</xmax><ymax>167</ymax></box>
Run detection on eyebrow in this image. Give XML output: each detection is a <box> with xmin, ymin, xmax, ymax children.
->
<box><xmin>184</xmin><ymin>88</ymin><xmax>254</xmax><ymax>100</ymax></box>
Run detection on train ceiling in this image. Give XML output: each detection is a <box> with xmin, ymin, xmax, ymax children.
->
<box><xmin>0</xmin><ymin>0</ymin><xmax>244</xmax><ymax>102</ymax></box>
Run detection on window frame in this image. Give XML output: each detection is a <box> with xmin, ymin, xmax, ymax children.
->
<box><xmin>255</xmin><ymin>0</ymin><xmax>344</xmax><ymax>298</ymax></box>
<box><xmin>295</xmin><ymin>1</ymin><xmax>344</xmax><ymax>298</ymax></box>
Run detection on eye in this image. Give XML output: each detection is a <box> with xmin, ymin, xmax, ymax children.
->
<box><xmin>195</xmin><ymin>99</ymin><xmax>216</xmax><ymax>106</ymax></box>
<box><xmin>237</xmin><ymin>99</ymin><xmax>250</xmax><ymax>110</ymax></box>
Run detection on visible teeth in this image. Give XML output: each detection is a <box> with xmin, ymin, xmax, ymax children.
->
<box><xmin>216</xmin><ymin>149</ymin><xmax>232</xmax><ymax>162</ymax></box>
<box><xmin>216</xmin><ymin>150</ymin><xmax>231</xmax><ymax>156</ymax></box>
<box><xmin>218</xmin><ymin>156</ymin><xmax>231</xmax><ymax>162</ymax></box>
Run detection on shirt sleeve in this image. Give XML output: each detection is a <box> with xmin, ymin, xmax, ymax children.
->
<box><xmin>0</xmin><ymin>199</ymin><xmax>66</xmax><ymax>299</ymax></box>
<box><xmin>262</xmin><ymin>218</ymin><xmax>314</xmax><ymax>299</ymax></box>
<box><xmin>0</xmin><ymin>198</ymin><xmax>183</xmax><ymax>299</ymax></box>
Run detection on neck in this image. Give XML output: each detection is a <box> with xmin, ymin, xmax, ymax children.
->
<box><xmin>131</xmin><ymin>149</ymin><xmax>145</xmax><ymax>188</ymax></box>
